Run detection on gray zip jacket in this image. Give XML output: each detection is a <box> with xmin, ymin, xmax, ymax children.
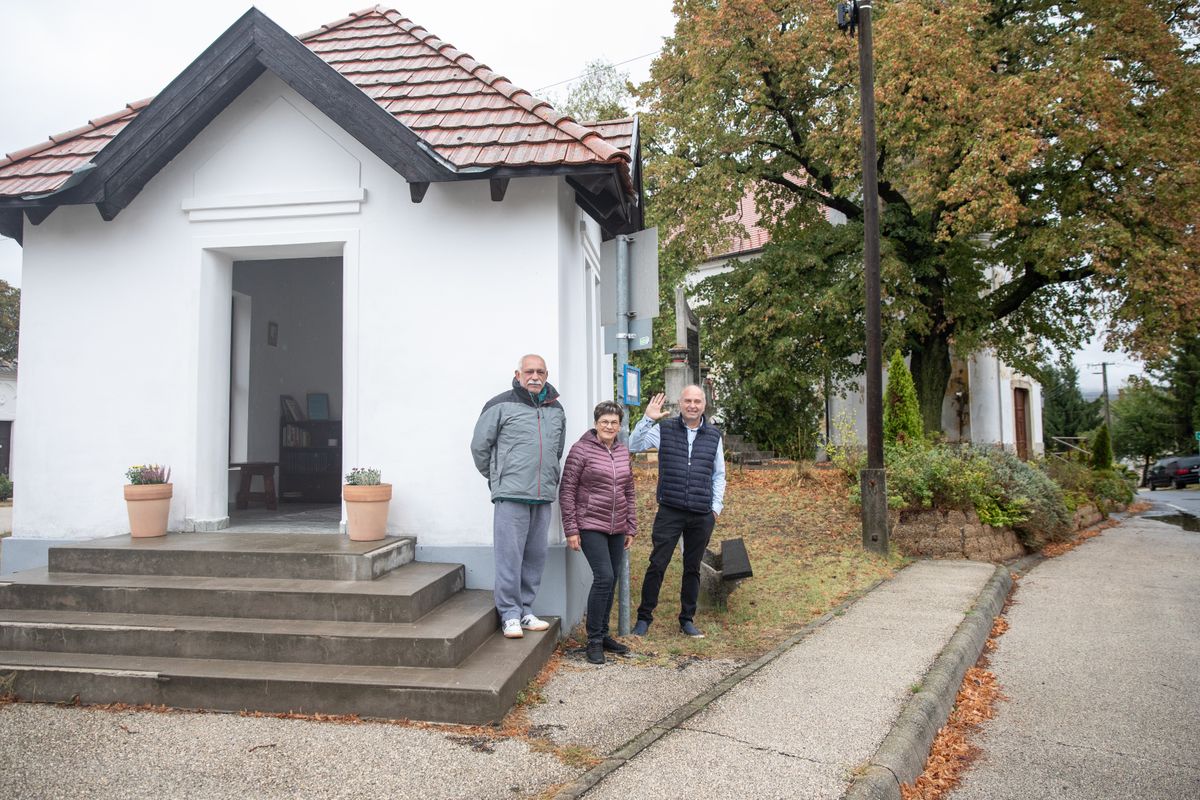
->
<box><xmin>470</xmin><ymin>378</ymin><xmax>566</xmax><ymax>503</ymax></box>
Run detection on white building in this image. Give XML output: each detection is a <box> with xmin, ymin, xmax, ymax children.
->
<box><xmin>690</xmin><ymin>191</ymin><xmax>1045</xmax><ymax>459</ymax></box>
<box><xmin>0</xmin><ymin>8</ymin><xmax>645</xmax><ymax>625</ymax></box>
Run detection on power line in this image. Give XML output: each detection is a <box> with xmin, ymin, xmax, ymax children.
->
<box><xmin>534</xmin><ymin>50</ymin><xmax>660</xmax><ymax>94</ymax></box>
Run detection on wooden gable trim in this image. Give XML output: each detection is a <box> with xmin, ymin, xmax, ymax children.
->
<box><xmin>27</xmin><ymin>8</ymin><xmax>448</xmax><ymax>221</ymax></box>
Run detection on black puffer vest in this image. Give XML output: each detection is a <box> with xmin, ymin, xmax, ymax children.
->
<box><xmin>656</xmin><ymin>416</ymin><xmax>722</xmax><ymax>513</ymax></box>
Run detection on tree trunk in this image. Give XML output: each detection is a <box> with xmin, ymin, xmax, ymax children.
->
<box><xmin>909</xmin><ymin>333</ymin><xmax>953</xmax><ymax>435</ymax></box>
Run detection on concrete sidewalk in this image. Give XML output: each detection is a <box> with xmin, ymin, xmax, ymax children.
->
<box><xmin>580</xmin><ymin>560</ymin><xmax>997</xmax><ymax>799</ymax></box>
<box><xmin>949</xmin><ymin>515</ymin><xmax>1200</xmax><ymax>799</ymax></box>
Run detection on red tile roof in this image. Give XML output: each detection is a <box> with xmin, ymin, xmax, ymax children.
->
<box><xmin>708</xmin><ymin>185</ymin><xmax>840</xmax><ymax>261</ymax></box>
<box><xmin>0</xmin><ymin>5</ymin><xmax>631</xmax><ymax>199</ymax></box>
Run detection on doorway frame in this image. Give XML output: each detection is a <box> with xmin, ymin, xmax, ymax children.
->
<box><xmin>184</xmin><ymin>229</ymin><xmax>360</xmax><ymax>531</ymax></box>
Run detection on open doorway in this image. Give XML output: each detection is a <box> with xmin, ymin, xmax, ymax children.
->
<box><xmin>227</xmin><ymin>256</ymin><xmax>342</xmax><ymax>531</ymax></box>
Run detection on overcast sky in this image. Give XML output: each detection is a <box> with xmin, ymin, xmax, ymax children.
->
<box><xmin>0</xmin><ymin>0</ymin><xmax>1142</xmax><ymax>393</ymax></box>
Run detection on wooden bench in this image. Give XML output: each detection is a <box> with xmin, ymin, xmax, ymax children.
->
<box><xmin>231</xmin><ymin>462</ymin><xmax>278</xmax><ymax>510</ymax></box>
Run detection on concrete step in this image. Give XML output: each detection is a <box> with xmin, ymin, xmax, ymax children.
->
<box><xmin>47</xmin><ymin>533</ymin><xmax>415</xmax><ymax>581</ymax></box>
<box><xmin>0</xmin><ymin>562</ymin><xmax>464</xmax><ymax>624</ymax></box>
<box><xmin>0</xmin><ymin>590</ymin><xmax>496</xmax><ymax>668</ymax></box>
<box><xmin>0</xmin><ymin>620</ymin><xmax>558</xmax><ymax>724</ymax></box>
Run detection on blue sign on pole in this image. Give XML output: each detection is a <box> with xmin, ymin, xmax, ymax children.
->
<box><xmin>623</xmin><ymin>364</ymin><xmax>641</xmax><ymax>406</ymax></box>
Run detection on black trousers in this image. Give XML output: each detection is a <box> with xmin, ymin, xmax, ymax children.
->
<box><xmin>579</xmin><ymin>530</ymin><xmax>625</xmax><ymax>643</ymax></box>
<box><xmin>636</xmin><ymin>504</ymin><xmax>715</xmax><ymax>625</ymax></box>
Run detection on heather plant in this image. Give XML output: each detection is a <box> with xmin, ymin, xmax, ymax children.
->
<box><xmin>344</xmin><ymin>467</ymin><xmax>382</xmax><ymax>486</ymax></box>
<box><xmin>0</xmin><ymin>472</ymin><xmax>11</xmax><ymax>501</ymax></box>
<box><xmin>125</xmin><ymin>464</ymin><xmax>170</xmax><ymax>485</ymax></box>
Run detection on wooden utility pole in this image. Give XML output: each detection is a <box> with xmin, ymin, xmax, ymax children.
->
<box><xmin>840</xmin><ymin>0</ymin><xmax>888</xmax><ymax>555</ymax></box>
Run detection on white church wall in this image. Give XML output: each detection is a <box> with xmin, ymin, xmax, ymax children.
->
<box><xmin>7</xmin><ymin>70</ymin><xmax>599</xmax><ymax>576</ymax></box>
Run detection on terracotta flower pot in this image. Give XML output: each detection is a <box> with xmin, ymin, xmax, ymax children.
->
<box><xmin>344</xmin><ymin>483</ymin><xmax>392</xmax><ymax>541</ymax></box>
<box><xmin>124</xmin><ymin>483</ymin><xmax>173</xmax><ymax>538</ymax></box>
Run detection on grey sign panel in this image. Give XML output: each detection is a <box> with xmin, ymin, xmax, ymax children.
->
<box><xmin>600</xmin><ymin>227</ymin><xmax>660</xmax><ymax>326</ymax></box>
<box><xmin>603</xmin><ymin>318</ymin><xmax>654</xmax><ymax>354</ymax></box>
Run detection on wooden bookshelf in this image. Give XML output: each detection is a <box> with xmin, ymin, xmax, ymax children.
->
<box><xmin>279</xmin><ymin>418</ymin><xmax>342</xmax><ymax>503</ymax></box>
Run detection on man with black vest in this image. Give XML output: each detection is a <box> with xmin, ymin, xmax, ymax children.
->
<box><xmin>629</xmin><ymin>385</ymin><xmax>726</xmax><ymax>638</ymax></box>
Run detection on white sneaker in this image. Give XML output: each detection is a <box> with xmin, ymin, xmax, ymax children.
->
<box><xmin>502</xmin><ymin>619</ymin><xmax>524</xmax><ymax>639</ymax></box>
<box><xmin>520</xmin><ymin>614</ymin><xmax>550</xmax><ymax>632</ymax></box>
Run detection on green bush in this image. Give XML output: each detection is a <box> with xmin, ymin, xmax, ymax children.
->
<box><xmin>0</xmin><ymin>472</ymin><xmax>11</xmax><ymax>501</ymax></box>
<box><xmin>880</xmin><ymin>442</ymin><xmax>1072</xmax><ymax>549</ymax></box>
<box><xmin>1043</xmin><ymin>458</ymin><xmax>1135</xmax><ymax>513</ymax></box>
<box><xmin>884</xmin><ymin>351</ymin><xmax>924</xmax><ymax>446</ymax></box>
<box><xmin>979</xmin><ymin>448</ymin><xmax>1071</xmax><ymax>548</ymax></box>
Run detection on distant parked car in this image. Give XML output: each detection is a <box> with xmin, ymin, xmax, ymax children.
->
<box><xmin>1148</xmin><ymin>456</ymin><xmax>1200</xmax><ymax>490</ymax></box>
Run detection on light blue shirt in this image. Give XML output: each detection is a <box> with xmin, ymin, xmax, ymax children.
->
<box><xmin>629</xmin><ymin>416</ymin><xmax>726</xmax><ymax>515</ymax></box>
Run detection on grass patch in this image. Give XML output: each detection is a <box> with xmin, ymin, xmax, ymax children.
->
<box><xmin>614</xmin><ymin>463</ymin><xmax>904</xmax><ymax>661</ymax></box>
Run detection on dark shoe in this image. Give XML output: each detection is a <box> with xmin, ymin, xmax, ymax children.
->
<box><xmin>586</xmin><ymin>641</ymin><xmax>605</xmax><ymax>664</ymax></box>
<box><xmin>631</xmin><ymin>619</ymin><xmax>650</xmax><ymax>636</ymax></box>
<box><xmin>680</xmin><ymin>621</ymin><xmax>705</xmax><ymax>638</ymax></box>
<box><xmin>602</xmin><ymin>636</ymin><xmax>629</xmax><ymax>654</ymax></box>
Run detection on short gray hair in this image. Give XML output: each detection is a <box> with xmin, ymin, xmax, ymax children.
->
<box><xmin>517</xmin><ymin>354</ymin><xmax>547</xmax><ymax>371</ymax></box>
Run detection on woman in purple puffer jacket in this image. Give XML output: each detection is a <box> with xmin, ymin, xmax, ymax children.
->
<box><xmin>560</xmin><ymin>401</ymin><xmax>637</xmax><ymax>665</ymax></box>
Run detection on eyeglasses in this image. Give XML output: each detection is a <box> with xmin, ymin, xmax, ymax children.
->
<box><xmin>596</xmin><ymin>419</ymin><xmax>621</xmax><ymax>427</ymax></box>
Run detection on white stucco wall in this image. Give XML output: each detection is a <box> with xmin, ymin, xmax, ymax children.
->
<box><xmin>10</xmin><ymin>72</ymin><xmax>605</xmax><ymax>550</ymax></box>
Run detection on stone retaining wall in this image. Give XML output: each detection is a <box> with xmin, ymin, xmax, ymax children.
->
<box><xmin>891</xmin><ymin>502</ymin><xmax>1125</xmax><ymax>563</ymax></box>
<box><xmin>890</xmin><ymin>509</ymin><xmax>1026</xmax><ymax>562</ymax></box>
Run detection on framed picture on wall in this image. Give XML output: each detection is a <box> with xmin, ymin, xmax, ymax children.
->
<box><xmin>281</xmin><ymin>395</ymin><xmax>305</xmax><ymax>422</ymax></box>
<box><xmin>307</xmin><ymin>392</ymin><xmax>330</xmax><ymax>421</ymax></box>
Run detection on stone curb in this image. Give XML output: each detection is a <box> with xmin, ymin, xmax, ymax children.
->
<box><xmin>842</xmin><ymin>564</ymin><xmax>1014</xmax><ymax>800</ymax></box>
<box><xmin>551</xmin><ymin>576</ymin><xmax>891</xmax><ymax>800</ymax></box>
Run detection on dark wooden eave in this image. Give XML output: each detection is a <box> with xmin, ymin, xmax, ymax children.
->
<box><xmin>0</xmin><ymin>210</ymin><xmax>21</xmax><ymax>245</ymax></box>
<box><xmin>0</xmin><ymin>9</ymin><xmax>644</xmax><ymax>239</ymax></box>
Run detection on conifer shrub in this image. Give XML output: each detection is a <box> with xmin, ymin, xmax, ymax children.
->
<box><xmin>1090</xmin><ymin>424</ymin><xmax>1114</xmax><ymax>471</ymax></box>
<box><xmin>883</xmin><ymin>351</ymin><xmax>924</xmax><ymax>446</ymax></box>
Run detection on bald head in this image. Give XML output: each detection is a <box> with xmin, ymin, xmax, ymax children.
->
<box><xmin>679</xmin><ymin>385</ymin><xmax>706</xmax><ymax>427</ymax></box>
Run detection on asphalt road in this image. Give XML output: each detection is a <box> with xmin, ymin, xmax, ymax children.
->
<box><xmin>948</xmin><ymin>514</ymin><xmax>1200</xmax><ymax>800</ymax></box>
<box><xmin>1143</xmin><ymin>483</ymin><xmax>1200</xmax><ymax>518</ymax></box>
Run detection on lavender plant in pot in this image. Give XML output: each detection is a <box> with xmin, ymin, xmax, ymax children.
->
<box><xmin>124</xmin><ymin>464</ymin><xmax>172</xmax><ymax>538</ymax></box>
<box><xmin>343</xmin><ymin>467</ymin><xmax>392</xmax><ymax>541</ymax></box>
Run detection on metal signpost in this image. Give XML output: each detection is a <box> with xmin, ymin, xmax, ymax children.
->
<box><xmin>602</xmin><ymin>227</ymin><xmax>658</xmax><ymax>635</ymax></box>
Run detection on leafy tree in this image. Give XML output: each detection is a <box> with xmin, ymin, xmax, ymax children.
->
<box><xmin>1150</xmin><ymin>335</ymin><xmax>1200</xmax><ymax>453</ymax></box>
<box><xmin>883</xmin><ymin>350</ymin><xmax>922</xmax><ymax>445</ymax></box>
<box><xmin>0</xmin><ymin>280</ymin><xmax>18</xmax><ymax>363</ymax></box>
<box><xmin>639</xmin><ymin>0</ymin><xmax>1200</xmax><ymax>434</ymax></box>
<box><xmin>1040</xmin><ymin>361</ymin><xmax>1097</xmax><ymax>446</ymax></box>
<box><xmin>1090</xmin><ymin>423</ymin><xmax>1114</xmax><ymax>471</ymax></box>
<box><xmin>695</xmin><ymin>226</ymin><xmax>871</xmax><ymax>457</ymax></box>
<box><xmin>556</xmin><ymin>59</ymin><xmax>633</xmax><ymax>122</ymax></box>
<box><xmin>1110</xmin><ymin>377</ymin><xmax>1176</xmax><ymax>481</ymax></box>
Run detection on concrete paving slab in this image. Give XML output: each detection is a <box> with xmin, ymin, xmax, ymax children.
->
<box><xmin>585</xmin><ymin>560</ymin><xmax>995</xmax><ymax>799</ymax></box>
<box><xmin>583</xmin><ymin>728</ymin><xmax>848</xmax><ymax>800</ymax></box>
<box><xmin>528</xmin><ymin>654</ymin><xmax>742</xmax><ymax>754</ymax></box>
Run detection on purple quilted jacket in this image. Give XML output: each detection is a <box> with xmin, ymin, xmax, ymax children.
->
<box><xmin>559</xmin><ymin>429</ymin><xmax>637</xmax><ymax>537</ymax></box>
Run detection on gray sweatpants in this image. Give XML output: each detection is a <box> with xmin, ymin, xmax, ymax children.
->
<box><xmin>492</xmin><ymin>500</ymin><xmax>551</xmax><ymax>623</ymax></box>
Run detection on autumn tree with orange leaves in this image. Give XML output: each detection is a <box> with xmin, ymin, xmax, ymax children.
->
<box><xmin>641</xmin><ymin>0</ymin><xmax>1200</xmax><ymax>433</ymax></box>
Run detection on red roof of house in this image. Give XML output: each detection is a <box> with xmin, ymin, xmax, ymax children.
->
<box><xmin>0</xmin><ymin>5</ymin><xmax>632</xmax><ymax>199</ymax></box>
<box><xmin>708</xmin><ymin>185</ymin><xmax>840</xmax><ymax>261</ymax></box>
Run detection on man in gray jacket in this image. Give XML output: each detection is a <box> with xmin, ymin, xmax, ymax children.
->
<box><xmin>470</xmin><ymin>354</ymin><xmax>567</xmax><ymax>639</ymax></box>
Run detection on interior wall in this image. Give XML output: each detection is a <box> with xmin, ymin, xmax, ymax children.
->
<box><xmin>232</xmin><ymin>257</ymin><xmax>342</xmax><ymax>463</ymax></box>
